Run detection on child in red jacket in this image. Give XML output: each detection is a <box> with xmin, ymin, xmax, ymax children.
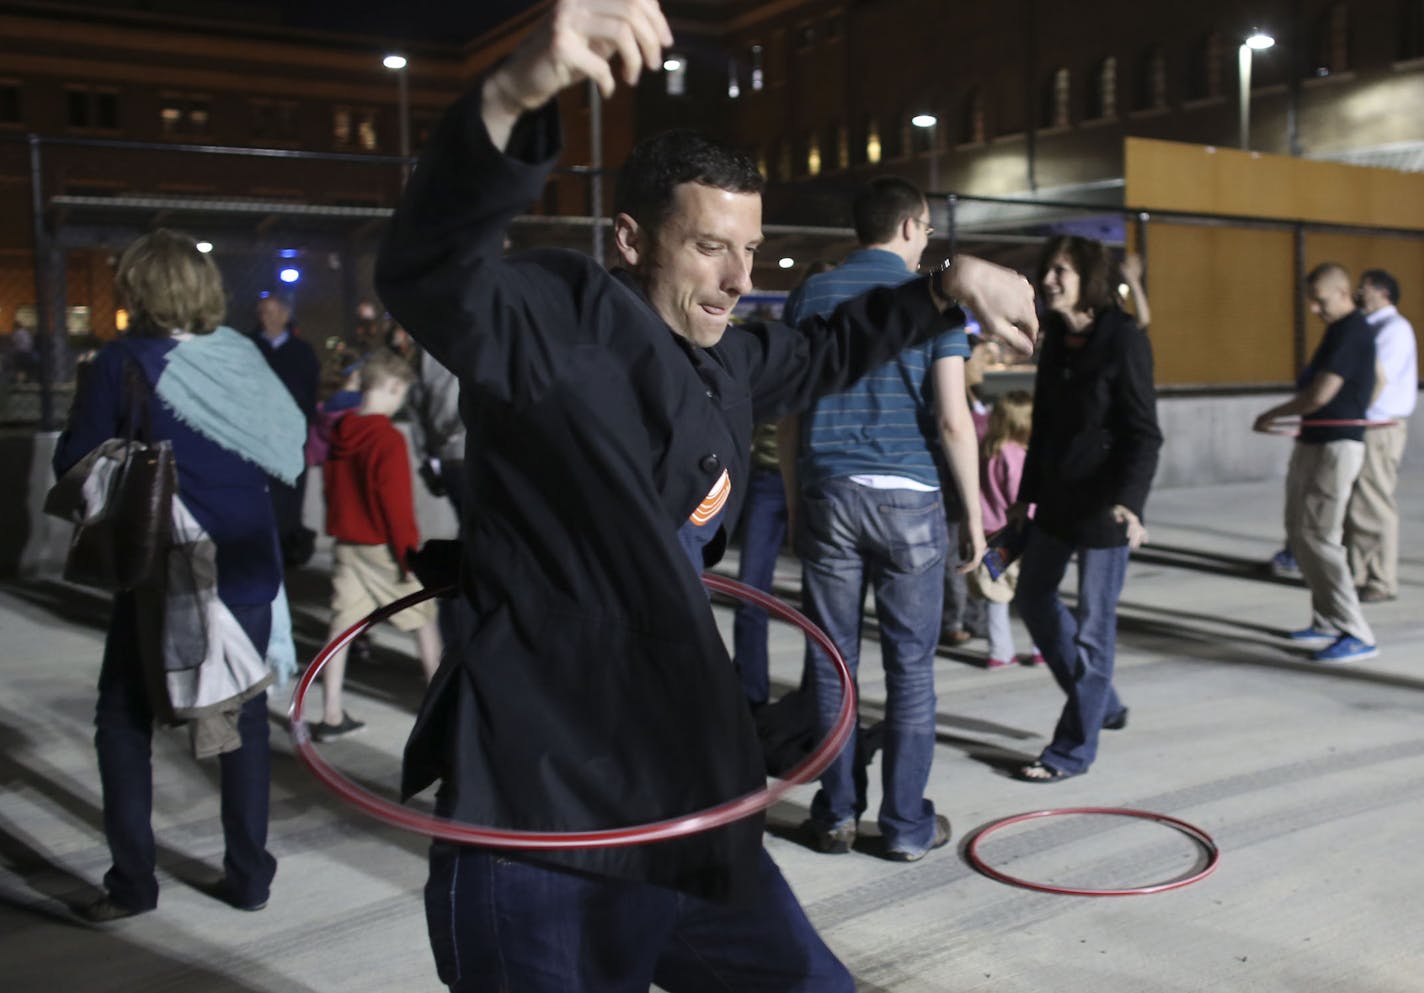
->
<box><xmin>314</xmin><ymin>349</ymin><xmax>441</xmax><ymax>740</ymax></box>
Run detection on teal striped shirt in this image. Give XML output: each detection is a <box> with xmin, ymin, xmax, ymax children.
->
<box><xmin>788</xmin><ymin>248</ymin><xmax>969</xmax><ymax>489</ymax></box>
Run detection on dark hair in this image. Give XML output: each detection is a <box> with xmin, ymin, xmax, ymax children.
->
<box><xmin>1037</xmin><ymin>235</ymin><xmax>1114</xmax><ymax>313</ymax></box>
<box><xmin>1361</xmin><ymin>268</ymin><xmax>1400</xmax><ymax>305</ymax></box>
<box><xmin>614</xmin><ymin>129</ymin><xmax>764</xmax><ymax>233</ymax></box>
<box><xmin>853</xmin><ymin>176</ymin><xmax>926</xmax><ymax>245</ymax></box>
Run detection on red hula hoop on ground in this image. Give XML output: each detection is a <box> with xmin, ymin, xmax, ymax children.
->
<box><xmin>965</xmin><ymin>807</ymin><xmax>1221</xmax><ymax>896</ymax></box>
<box><xmin>287</xmin><ymin>574</ymin><xmax>856</xmax><ymax>850</ymax></box>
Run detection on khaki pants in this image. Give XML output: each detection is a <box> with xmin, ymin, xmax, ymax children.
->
<box><xmin>1345</xmin><ymin>421</ymin><xmax>1407</xmax><ymax>598</ymax></box>
<box><xmin>1285</xmin><ymin>440</ymin><xmax>1374</xmax><ymax>644</ymax></box>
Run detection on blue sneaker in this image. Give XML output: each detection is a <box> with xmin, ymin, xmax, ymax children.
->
<box><xmin>1270</xmin><ymin>549</ymin><xmax>1301</xmax><ymax>578</ymax></box>
<box><xmin>1313</xmin><ymin>635</ymin><xmax>1378</xmax><ymax>663</ymax></box>
<box><xmin>1288</xmin><ymin>625</ymin><xmax>1337</xmax><ymax>645</ymax></box>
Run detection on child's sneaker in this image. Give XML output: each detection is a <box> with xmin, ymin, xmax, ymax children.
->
<box><xmin>985</xmin><ymin>656</ymin><xmax>1015</xmax><ymax>669</ymax></box>
<box><xmin>1021</xmin><ymin>651</ymin><xmax>1047</xmax><ymax>666</ymax></box>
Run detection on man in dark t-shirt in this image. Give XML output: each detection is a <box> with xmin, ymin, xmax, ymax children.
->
<box><xmin>1254</xmin><ymin>262</ymin><xmax>1378</xmax><ymax>662</ymax></box>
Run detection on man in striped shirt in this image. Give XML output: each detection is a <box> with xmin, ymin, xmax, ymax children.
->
<box><xmin>784</xmin><ymin>177</ymin><xmax>982</xmax><ymax>862</ymax></box>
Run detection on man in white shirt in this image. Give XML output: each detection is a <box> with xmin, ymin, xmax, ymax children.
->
<box><xmin>1346</xmin><ymin>269</ymin><xmax>1417</xmax><ymax>602</ymax></box>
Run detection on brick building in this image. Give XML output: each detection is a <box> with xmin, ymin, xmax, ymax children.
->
<box><xmin>2</xmin><ymin>0</ymin><xmax>1422</xmax><ymax>376</ymax></box>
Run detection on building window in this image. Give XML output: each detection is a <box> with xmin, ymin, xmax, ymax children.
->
<box><xmin>333</xmin><ymin>106</ymin><xmax>352</xmax><ymax>147</ymax></box>
<box><xmin>253</xmin><ymin>99</ymin><xmax>299</xmax><ymax>142</ymax></box>
<box><xmin>1314</xmin><ymin>3</ymin><xmax>1350</xmax><ymax>75</ymax></box>
<box><xmin>159</xmin><ymin>93</ymin><xmax>209</xmax><ymax>138</ymax></box>
<box><xmin>1087</xmin><ymin>56</ymin><xmax>1117</xmax><ymax>119</ymax></box>
<box><xmin>835</xmin><ymin>123</ymin><xmax>849</xmax><ymax>170</ymax></box>
<box><xmin>962</xmin><ymin>88</ymin><xmax>986</xmax><ymax>144</ymax></box>
<box><xmin>1187</xmin><ymin>31</ymin><xmax>1225</xmax><ymax>99</ymax></box>
<box><xmin>67</xmin><ymin>86</ymin><xmax>121</xmax><ymax>131</ymax></box>
<box><xmin>0</xmin><ymin>81</ymin><xmax>19</xmax><ymax>124</ymax></box>
<box><xmin>727</xmin><ymin>58</ymin><xmax>741</xmax><ymax>99</ymax></box>
<box><xmin>750</xmin><ymin>45</ymin><xmax>765</xmax><ymax>91</ymax></box>
<box><xmin>356</xmin><ymin>110</ymin><xmax>379</xmax><ymax>151</ymax></box>
<box><xmin>1134</xmin><ymin>46</ymin><xmax>1168</xmax><ymax>110</ymax></box>
<box><xmin>865</xmin><ymin>118</ymin><xmax>882</xmax><ymax>164</ymax></box>
<box><xmin>795</xmin><ymin>24</ymin><xmax>815</xmax><ymax>50</ymax></box>
<box><xmin>1041</xmin><ymin>67</ymin><xmax>1070</xmax><ymax>128</ymax></box>
<box><xmin>806</xmin><ymin>134</ymin><xmax>822</xmax><ymax>176</ymax></box>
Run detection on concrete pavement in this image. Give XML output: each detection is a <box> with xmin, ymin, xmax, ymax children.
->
<box><xmin>1</xmin><ymin>473</ymin><xmax>1421</xmax><ymax>992</ymax></box>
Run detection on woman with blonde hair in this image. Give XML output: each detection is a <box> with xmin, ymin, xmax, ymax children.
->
<box><xmin>54</xmin><ymin>229</ymin><xmax>306</xmax><ymax>920</ymax></box>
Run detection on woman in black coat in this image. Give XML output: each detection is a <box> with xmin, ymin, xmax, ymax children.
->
<box><xmin>1009</xmin><ymin>235</ymin><xmax>1163</xmax><ymax>782</ymax></box>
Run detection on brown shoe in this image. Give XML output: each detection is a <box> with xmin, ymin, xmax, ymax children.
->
<box><xmin>1359</xmin><ymin>589</ymin><xmax>1397</xmax><ymax>604</ymax></box>
<box><xmin>884</xmin><ymin>814</ymin><xmax>951</xmax><ymax>862</ymax></box>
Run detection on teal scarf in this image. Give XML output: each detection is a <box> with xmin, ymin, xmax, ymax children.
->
<box><xmin>155</xmin><ymin>326</ymin><xmax>306</xmax><ymax>484</ymax></box>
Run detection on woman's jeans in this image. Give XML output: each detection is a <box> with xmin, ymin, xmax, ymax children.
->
<box><xmin>1013</xmin><ymin>526</ymin><xmax>1129</xmax><ymax>774</ymax></box>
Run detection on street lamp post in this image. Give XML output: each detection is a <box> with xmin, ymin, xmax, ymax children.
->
<box><xmin>1238</xmin><ymin>31</ymin><xmax>1275</xmax><ymax>151</ymax></box>
<box><xmin>911</xmin><ymin>113</ymin><xmax>939</xmax><ymax>191</ymax></box>
<box><xmin>384</xmin><ymin>54</ymin><xmax>411</xmax><ymax>182</ymax></box>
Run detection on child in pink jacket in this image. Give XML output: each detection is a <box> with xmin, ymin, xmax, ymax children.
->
<box><xmin>979</xmin><ymin>390</ymin><xmax>1040</xmax><ymax>668</ymax></box>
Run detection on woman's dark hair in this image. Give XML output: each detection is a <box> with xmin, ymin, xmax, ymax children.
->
<box><xmin>614</xmin><ymin>129</ymin><xmax>765</xmax><ymax>233</ymax></box>
<box><xmin>1037</xmin><ymin>235</ymin><xmax>1115</xmax><ymax>314</ymax></box>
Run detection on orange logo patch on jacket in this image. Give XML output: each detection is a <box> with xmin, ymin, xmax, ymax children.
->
<box><xmin>689</xmin><ymin>469</ymin><xmax>731</xmax><ymax>526</ymax></box>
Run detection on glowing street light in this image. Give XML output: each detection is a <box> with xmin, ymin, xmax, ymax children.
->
<box><xmin>279</xmin><ymin>267</ymin><xmax>301</xmax><ymax>284</ymax></box>
<box><xmin>384</xmin><ymin>53</ymin><xmax>411</xmax><ymax>182</ymax></box>
<box><xmin>195</xmin><ymin>241</ymin><xmax>213</xmax><ymax>254</ymax></box>
<box><xmin>1238</xmin><ymin>30</ymin><xmax>1277</xmax><ymax>151</ymax></box>
<box><xmin>778</xmin><ymin>257</ymin><xmax>795</xmax><ymax>269</ymax></box>
<box><xmin>663</xmin><ymin>58</ymin><xmax>683</xmax><ymax>72</ymax></box>
<box><xmin>912</xmin><ymin>113</ymin><xmax>940</xmax><ymax>191</ymax></box>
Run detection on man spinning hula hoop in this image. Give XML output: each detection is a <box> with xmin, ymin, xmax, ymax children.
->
<box><xmin>377</xmin><ymin>1</ymin><xmax>1038</xmax><ymax>988</ymax></box>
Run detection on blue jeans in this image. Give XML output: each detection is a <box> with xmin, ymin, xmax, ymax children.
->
<box><xmin>733</xmin><ymin>467</ymin><xmax>789</xmax><ymax>706</ymax></box>
<box><xmin>1013</xmin><ymin>526</ymin><xmax>1129</xmax><ymax>775</ymax></box>
<box><xmin>424</xmin><ymin>845</ymin><xmax>852</xmax><ymax>993</ymax></box>
<box><xmin>95</xmin><ymin>593</ymin><xmax>277</xmax><ymax>910</ymax></box>
<box><xmin>798</xmin><ymin>478</ymin><xmax>947</xmax><ymax>854</ymax></box>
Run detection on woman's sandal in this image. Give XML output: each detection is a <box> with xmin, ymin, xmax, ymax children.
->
<box><xmin>1013</xmin><ymin>760</ymin><xmax>1080</xmax><ymax>783</ymax></box>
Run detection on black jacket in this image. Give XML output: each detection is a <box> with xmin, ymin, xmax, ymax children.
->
<box><xmin>375</xmin><ymin>89</ymin><xmax>959</xmax><ymax>901</ymax></box>
<box><xmin>1019</xmin><ymin>307</ymin><xmax>1163</xmax><ymax>547</ymax></box>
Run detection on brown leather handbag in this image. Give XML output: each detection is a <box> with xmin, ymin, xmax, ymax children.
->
<box><xmin>45</xmin><ymin>356</ymin><xmax>177</xmax><ymax>591</ymax></box>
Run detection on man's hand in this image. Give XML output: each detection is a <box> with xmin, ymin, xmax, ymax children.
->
<box><xmin>943</xmin><ymin>255</ymin><xmax>1038</xmax><ymax>357</ymax></box>
<box><xmin>484</xmin><ymin>0</ymin><xmax>674</xmax><ymax>148</ymax></box>
<box><xmin>957</xmin><ymin>525</ymin><xmax>988</xmax><ymax>576</ymax></box>
<box><xmin>1252</xmin><ymin>411</ymin><xmax>1279</xmax><ymax>435</ymax></box>
<box><xmin>1111</xmin><ymin>504</ymin><xmax>1148</xmax><ymax>550</ymax></box>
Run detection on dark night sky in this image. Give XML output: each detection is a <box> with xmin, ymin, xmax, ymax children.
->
<box><xmin>54</xmin><ymin>0</ymin><xmax>541</xmax><ymax>44</ymax></box>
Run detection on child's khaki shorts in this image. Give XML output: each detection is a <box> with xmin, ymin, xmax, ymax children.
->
<box><xmin>330</xmin><ymin>541</ymin><xmax>436</xmax><ymax>633</ymax></box>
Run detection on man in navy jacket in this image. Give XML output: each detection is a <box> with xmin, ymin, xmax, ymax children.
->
<box><xmin>376</xmin><ymin>1</ymin><xmax>1037</xmax><ymax>988</ymax></box>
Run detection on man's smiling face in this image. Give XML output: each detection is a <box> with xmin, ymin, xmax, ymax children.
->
<box><xmin>633</xmin><ymin>182</ymin><xmax>764</xmax><ymax>347</ymax></box>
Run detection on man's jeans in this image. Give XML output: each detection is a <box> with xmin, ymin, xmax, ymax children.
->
<box><xmin>1013</xmin><ymin>526</ymin><xmax>1129</xmax><ymax>775</ymax></box>
<box><xmin>424</xmin><ymin>845</ymin><xmax>853</xmax><ymax>993</ymax></box>
<box><xmin>799</xmin><ymin>478</ymin><xmax>947</xmax><ymax>854</ymax></box>
<box><xmin>733</xmin><ymin>467</ymin><xmax>789</xmax><ymax>706</ymax></box>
